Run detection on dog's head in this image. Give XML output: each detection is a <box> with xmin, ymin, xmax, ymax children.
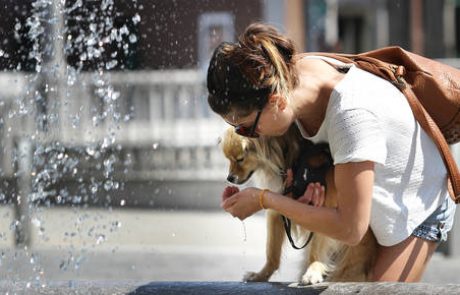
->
<box><xmin>221</xmin><ymin>125</ymin><xmax>333</xmax><ymax>199</ymax></box>
<box><xmin>220</xmin><ymin>125</ymin><xmax>303</xmax><ymax>186</ymax></box>
<box><xmin>220</xmin><ymin>128</ymin><xmax>261</xmax><ymax>185</ymax></box>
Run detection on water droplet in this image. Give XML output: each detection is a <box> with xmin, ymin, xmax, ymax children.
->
<box><xmin>31</xmin><ymin>218</ymin><xmax>41</xmax><ymax>227</ymax></box>
<box><xmin>104</xmin><ymin>180</ymin><xmax>113</xmax><ymax>191</ymax></box>
<box><xmin>129</xmin><ymin>34</ymin><xmax>138</xmax><ymax>43</ymax></box>
<box><xmin>132</xmin><ymin>13</ymin><xmax>141</xmax><ymax>24</ymax></box>
<box><xmin>120</xmin><ymin>199</ymin><xmax>125</xmax><ymax>206</ymax></box>
<box><xmin>59</xmin><ymin>260</ymin><xmax>67</xmax><ymax>270</ymax></box>
<box><xmin>90</xmin><ymin>184</ymin><xmax>98</xmax><ymax>194</ymax></box>
<box><xmin>86</xmin><ymin>147</ymin><xmax>96</xmax><ymax>156</ymax></box>
<box><xmin>79</xmin><ymin>52</ymin><xmax>87</xmax><ymax>61</ymax></box>
<box><xmin>89</xmin><ymin>23</ymin><xmax>97</xmax><ymax>32</ymax></box>
<box><xmin>105</xmin><ymin>60</ymin><xmax>118</xmax><ymax>70</ymax></box>
<box><xmin>152</xmin><ymin>143</ymin><xmax>159</xmax><ymax>150</ymax></box>
<box><xmin>87</xmin><ymin>36</ymin><xmax>97</xmax><ymax>46</ymax></box>
<box><xmin>112</xmin><ymin>221</ymin><xmax>122</xmax><ymax>229</ymax></box>
<box><xmin>120</xmin><ymin>25</ymin><xmax>129</xmax><ymax>35</ymax></box>
<box><xmin>71</xmin><ymin>114</ymin><xmax>80</xmax><ymax>128</ymax></box>
<box><xmin>241</xmin><ymin>221</ymin><xmax>247</xmax><ymax>242</ymax></box>
<box><xmin>96</xmin><ymin>234</ymin><xmax>106</xmax><ymax>245</ymax></box>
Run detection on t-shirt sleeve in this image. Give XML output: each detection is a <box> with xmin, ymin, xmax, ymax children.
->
<box><xmin>327</xmin><ymin>108</ymin><xmax>387</xmax><ymax>165</ymax></box>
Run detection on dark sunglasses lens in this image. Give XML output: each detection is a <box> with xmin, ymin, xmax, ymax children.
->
<box><xmin>235</xmin><ymin>126</ymin><xmax>248</xmax><ymax>136</ymax></box>
<box><xmin>235</xmin><ymin>126</ymin><xmax>259</xmax><ymax>138</ymax></box>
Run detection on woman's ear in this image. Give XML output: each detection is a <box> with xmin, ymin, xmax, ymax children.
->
<box><xmin>269</xmin><ymin>94</ymin><xmax>287</xmax><ymax>111</ymax></box>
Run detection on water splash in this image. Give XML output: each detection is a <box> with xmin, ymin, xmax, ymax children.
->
<box><xmin>2</xmin><ymin>0</ymin><xmax>145</xmax><ymax>284</ymax></box>
<box><xmin>241</xmin><ymin>221</ymin><xmax>247</xmax><ymax>242</ymax></box>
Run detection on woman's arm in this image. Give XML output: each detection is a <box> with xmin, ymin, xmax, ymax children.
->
<box><xmin>264</xmin><ymin>161</ymin><xmax>374</xmax><ymax>245</ymax></box>
<box><xmin>222</xmin><ymin>160</ymin><xmax>375</xmax><ymax>245</ymax></box>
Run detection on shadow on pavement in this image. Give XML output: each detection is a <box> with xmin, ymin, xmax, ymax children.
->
<box><xmin>128</xmin><ymin>281</ymin><xmax>327</xmax><ymax>295</ymax></box>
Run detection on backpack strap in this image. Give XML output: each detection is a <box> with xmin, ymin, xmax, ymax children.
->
<box><xmin>297</xmin><ymin>52</ymin><xmax>460</xmax><ymax>204</ymax></box>
<box><xmin>400</xmin><ymin>80</ymin><xmax>460</xmax><ymax>203</ymax></box>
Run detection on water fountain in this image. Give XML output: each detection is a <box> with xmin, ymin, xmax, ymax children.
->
<box><xmin>0</xmin><ymin>0</ymin><xmax>230</xmax><ymax>288</ymax></box>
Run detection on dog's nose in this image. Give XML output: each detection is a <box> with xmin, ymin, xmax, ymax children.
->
<box><xmin>227</xmin><ymin>175</ymin><xmax>236</xmax><ymax>183</ymax></box>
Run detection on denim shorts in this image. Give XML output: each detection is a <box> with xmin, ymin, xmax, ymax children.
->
<box><xmin>411</xmin><ymin>196</ymin><xmax>457</xmax><ymax>243</ymax></box>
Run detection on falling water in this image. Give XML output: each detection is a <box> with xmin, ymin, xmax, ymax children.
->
<box><xmin>241</xmin><ymin>221</ymin><xmax>247</xmax><ymax>242</ymax></box>
<box><xmin>2</xmin><ymin>0</ymin><xmax>142</xmax><ymax>285</ymax></box>
<box><xmin>0</xmin><ymin>0</ymin><xmax>241</xmax><ymax>284</ymax></box>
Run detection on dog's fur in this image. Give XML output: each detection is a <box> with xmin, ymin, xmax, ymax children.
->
<box><xmin>220</xmin><ymin>126</ymin><xmax>377</xmax><ymax>284</ymax></box>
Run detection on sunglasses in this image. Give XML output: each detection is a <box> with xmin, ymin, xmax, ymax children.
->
<box><xmin>233</xmin><ymin>109</ymin><xmax>263</xmax><ymax>138</ymax></box>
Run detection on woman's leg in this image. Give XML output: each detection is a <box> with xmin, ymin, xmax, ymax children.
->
<box><xmin>371</xmin><ymin>236</ymin><xmax>438</xmax><ymax>282</ymax></box>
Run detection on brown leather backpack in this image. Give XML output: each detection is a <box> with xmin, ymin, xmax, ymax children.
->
<box><xmin>301</xmin><ymin>46</ymin><xmax>460</xmax><ymax>204</ymax></box>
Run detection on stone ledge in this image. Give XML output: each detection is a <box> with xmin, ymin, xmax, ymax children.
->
<box><xmin>1</xmin><ymin>281</ymin><xmax>460</xmax><ymax>295</ymax></box>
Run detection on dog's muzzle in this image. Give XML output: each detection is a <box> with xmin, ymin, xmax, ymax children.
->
<box><xmin>227</xmin><ymin>171</ymin><xmax>254</xmax><ymax>185</ymax></box>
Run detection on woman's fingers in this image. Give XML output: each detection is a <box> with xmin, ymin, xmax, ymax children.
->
<box><xmin>284</xmin><ymin>169</ymin><xmax>294</xmax><ymax>187</ymax></box>
<box><xmin>298</xmin><ymin>183</ymin><xmax>315</xmax><ymax>204</ymax></box>
<box><xmin>221</xmin><ymin>187</ymin><xmax>261</xmax><ymax>220</ymax></box>
<box><xmin>312</xmin><ymin>183</ymin><xmax>325</xmax><ymax>207</ymax></box>
<box><xmin>221</xmin><ymin>194</ymin><xmax>238</xmax><ymax>210</ymax></box>
<box><xmin>317</xmin><ymin>185</ymin><xmax>325</xmax><ymax>207</ymax></box>
<box><xmin>298</xmin><ymin>183</ymin><xmax>325</xmax><ymax>207</ymax></box>
<box><xmin>222</xmin><ymin>186</ymin><xmax>239</xmax><ymax>202</ymax></box>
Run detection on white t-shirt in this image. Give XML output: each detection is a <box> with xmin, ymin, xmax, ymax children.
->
<box><xmin>296</xmin><ymin>58</ymin><xmax>449</xmax><ymax>246</ymax></box>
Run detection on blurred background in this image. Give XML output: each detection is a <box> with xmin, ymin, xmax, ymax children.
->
<box><xmin>0</xmin><ymin>0</ymin><xmax>459</xmax><ymax>286</ymax></box>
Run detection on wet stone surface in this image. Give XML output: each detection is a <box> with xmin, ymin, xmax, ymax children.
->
<box><xmin>1</xmin><ymin>281</ymin><xmax>460</xmax><ymax>295</ymax></box>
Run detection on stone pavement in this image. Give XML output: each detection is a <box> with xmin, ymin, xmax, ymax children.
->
<box><xmin>1</xmin><ymin>281</ymin><xmax>460</xmax><ymax>295</ymax></box>
<box><xmin>0</xmin><ymin>206</ymin><xmax>459</xmax><ymax>293</ymax></box>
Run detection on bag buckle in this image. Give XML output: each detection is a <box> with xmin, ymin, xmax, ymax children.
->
<box><xmin>391</xmin><ymin>65</ymin><xmax>406</xmax><ymax>89</ymax></box>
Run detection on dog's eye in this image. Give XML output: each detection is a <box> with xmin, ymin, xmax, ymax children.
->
<box><xmin>236</xmin><ymin>157</ymin><xmax>244</xmax><ymax>163</ymax></box>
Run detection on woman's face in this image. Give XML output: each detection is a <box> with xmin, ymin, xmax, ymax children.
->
<box><xmin>223</xmin><ymin>96</ymin><xmax>294</xmax><ymax>137</ymax></box>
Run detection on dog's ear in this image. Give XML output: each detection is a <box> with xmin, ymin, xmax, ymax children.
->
<box><xmin>242</xmin><ymin>139</ymin><xmax>248</xmax><ymax>152</ymax></box>
<box><xmin>242</xmin><ymin>138</ymin><xmax>256</xmax><ymax>153</ymax></box>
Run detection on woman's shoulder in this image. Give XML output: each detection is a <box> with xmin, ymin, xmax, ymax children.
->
<box><xmin>335</xmin><ymin>66</ymin><xmax>401</xmax><ymax>95</ymax></box>
<box><xmin>295</xmin><ymin>56</ymin><xmax>333</xmax><ymax>74</ymax></box>
<box><xmin>331</xmin><ymin>66</ymin><xmax>406</xmax><ymax>111</ymax></box>
<box><xmin>295</xmin><ymin>53</ymin><xmax>349</xmax><ymax>66</ymax></box>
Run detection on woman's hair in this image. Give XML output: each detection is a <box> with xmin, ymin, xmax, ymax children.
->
<box><xmin>207</xmin><ymin>22</ymin><xmax>298</xmax><ymax>117</ymax></box>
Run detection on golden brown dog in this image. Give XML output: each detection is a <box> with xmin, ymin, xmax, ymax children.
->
<box><xmin>220</xmin><ymin>125</ymin><xmax>377</xmax><ymax>284</ymax></box>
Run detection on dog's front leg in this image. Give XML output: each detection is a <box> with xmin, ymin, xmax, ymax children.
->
<box><xmin>327</xmin><ymin>229</ymin><xmax>377</xmax><ymax>282</ymax></box>
<box><xmin>243</xmin><ymin>209</ymin><xmax>285</xmax><ymax>282</ymax></box>
<box><xmin>300</xmin><ymin>234</ymin><xmax>331</xmax><ymax>285</ymax></box>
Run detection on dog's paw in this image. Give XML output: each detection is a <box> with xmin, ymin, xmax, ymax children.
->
<box><xmin>243</xmin><ymin>271</ymin><xmax>270</xmax><ymax>282</ymax></box>
<box><xmin>300</xmin><ymin>270</ymin><xmax>324</xmax><ymax>285</ymax></box>
<box><xmin>301</xmin><ymin>262</ymin><xmax>327</xmax><ymax>285</ymax></box>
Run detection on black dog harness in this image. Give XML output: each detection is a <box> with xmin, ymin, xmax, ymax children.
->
<box><xmin>282</xmin><ymin>141</ymin><xmax>333</xmax><ymax>250</ymax></box>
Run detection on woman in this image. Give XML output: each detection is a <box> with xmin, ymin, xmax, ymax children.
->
<box><xmin>206</xmin><ymin>23</ymin><xmax>456</xmax><ymax>282</ymax></box>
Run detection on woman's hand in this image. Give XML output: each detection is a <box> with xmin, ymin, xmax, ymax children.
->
<box><xmin>222</xmin><ymin>186</ymin><xmax>240</xmax><ymax>201</ymax></box>
<box><xmin>298</xmin><ymin>182</ymin><xmax>325</xmax><ymax>207</ymax></box>
<box><xmin>285</xmin><ymin>168</ymin><xmax>325</xmax><ymax>207</ymax></box>
<box><xmin>221</xmin><ymin>186</ymin><xmax>262</xmax><ymax>220</ymax></box>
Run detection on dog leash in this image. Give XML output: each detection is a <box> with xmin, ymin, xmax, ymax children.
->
<box><xmin>281</xmin><ymin>215</ymin><xmax>314</xmax><ymax>250</ymax></box>
<box><xmin>280</xmin><ymin>142</ymin><xmax>333</xmax><ymax>250</ymax></box>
